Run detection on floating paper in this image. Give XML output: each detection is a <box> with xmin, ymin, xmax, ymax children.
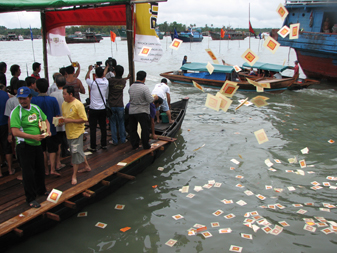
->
<box><xmin>47</xmin><ymin>189</ymin><xmax>63</xmax><ymax>203</ymax></box>
<box><xmin>299</xmin><ymin>159</ymin><xmax>306</xmax><ymax>168</ymax></box>
<box><xmin>165</xmin><ymin>239</ymin><xmax>177</xmax><ymax>247</ymax></box>
<box><xmin>231</xmin><ymin>158</ymin><xmax>240</xmax><ymax>165</ymax></box>
<box><xmin>233</xmin><ymin>65</ymin><xmax>242</xmax><ymax>72</ymax></box>
<box><xmin>205</xmin><ymin>48</ymin><xmax>219</xmax><ymax>64</ymax></box>
<box><xmin>117</xmin><ymin>162</ymin><xmax>127</xmax><ymax>166</ymax></box>
<box><xmin>235</xmin><ymin>98</ymin><xmax>249</xmax><ymax>111</ymax></box>
<box><xmin>206</xmin><ymin>62</ymin><xmax>215</xmax><ymax>75</ymax></box>
<box><xmin>192</xmin><ymin>80</ymin><xmax>204</xmax><ymax>92</ymax></box>
<box><xmin>263</xmin><ymin>36</ymin><xmax>280</xmax><ymax>54</ymax></box>
<box><xmin>254</xmin><ymin>129</ymin><xmax>269</xmax><ymax>144</ymax></box>
<box><xmin>170</xmin><ymin>39</ymin><xmax>183</xmax><ymax>50</ymax></box>
<box><xmin>205</xmin><ymin>94</ymin><xmax>221</xmax><ymax>111</ymax></box>
<box><xmin>219</xmin><ymin>228</ymin><xmax>232</xmax><ymax>234</ymax></box>
<box><xmin>241</xmin><ymin>48</ymin><xmax>259</xmax><ymax>66</ymax></box>
<box><xmin>120</xmin><ymin>227</ymin><xmax>131</xmax><ymax>232</ymax></box>
<box><xmin>95</xmin><ymin>222</ymin><xmax>107</xmax><ymax>229</ymax></box>
<box><xmin>202</xmin><ymin>231</ymin><xmax>213</xmax><ymax>238</ymax></box>
<box><xmin>77</xmin><ymin>212</ymin><xmax>87</xmax><ymax>217</ymax></box>
<box><xmin>115</xmin><ymin>204</ymin><xmax>125</xmax><ymax>210</ymax></box>
<box><xmin>172</xmin><ymin>214</ymin><xmax>184</xmax><ymax>220</ymax></box>
<box><xmin>251</xmin><ymin>97</ymin><xmax>269</xmax><ymax>107</ymax></box>
<box><xmin>278</xmin><ymin>25</ymin><xmax>290</xmax><ymax>38</ymax></box>
<box><xmin>229</xmin><ymin>245</ymin><xmax>242</xmax><ymax>252</ymax></box>
<box><xmin>276</xmin><ymin>3</ymin><xmax>289</xmax><ymax>21</ymax></box>
<box><xmin>301</xmin><ymin>147</ymin><xmax>309</xmax><ymax>154</ymax></box>
<box><xmin>241</xmin><ymin>233</ymin><xmax>252</xmax><ymax>240</ymax></box>
<box><xmin>289</xmin><ymin>23</ymin><xmax>300</xmax><ymax>40</ymax></box>
<box><xmin>216</xmin><ymin>92</ymin><xmax>232</xmax><ymax>112</ymax></box>
<box><xmin>220</xmin><ymin>81</ymin><xmax>239</xmax><ymax>98</ymax></box>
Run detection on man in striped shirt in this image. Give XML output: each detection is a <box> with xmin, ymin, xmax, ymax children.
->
<box><xmin>128</xmin><ymin>71</ymin><xmax>155</xmax><ymax>150</ymax></box>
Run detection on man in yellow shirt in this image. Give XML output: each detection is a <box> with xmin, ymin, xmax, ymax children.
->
<box><xmin>62</xmin><ymin>85</ymin><xmax>91</xmax><ymax>185</ymax></box>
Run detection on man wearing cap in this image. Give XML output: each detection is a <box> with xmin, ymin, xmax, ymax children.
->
<box><xmin>10</xmin><ymin>86</ymin><xmax>51</xmax><ymax>208</ymax></box>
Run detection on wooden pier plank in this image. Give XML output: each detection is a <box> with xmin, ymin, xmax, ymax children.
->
<box><xmin>0</xmin><ymin>140</ymin><xmax>168</xmax><ymax>237</ymax></box>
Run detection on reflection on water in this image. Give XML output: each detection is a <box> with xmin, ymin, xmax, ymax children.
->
<box><xmin>2</xmin><ymin>37</ymin><xmax>337</xmax><ymax>253</ymax></box>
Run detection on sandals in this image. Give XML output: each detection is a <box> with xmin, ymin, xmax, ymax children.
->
<box><xmin>29</xmin><ymin>200</ymin><xmax>41</xmax><ymax>208</ymax></box>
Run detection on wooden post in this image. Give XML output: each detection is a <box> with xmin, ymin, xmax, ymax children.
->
<box><xmin>40</xmin><ymin>10</ymin><xmax>49</xmax><ymax>82</ymax></box>
<box><xmin>116</xmin><ymin>172</ymin><xmax>135</xmax><ymax>180</ymax></box>
<box><xmin>126</xmin><ymin>3</ymin><xmax>135</xmax><ymax>85</ymax></box>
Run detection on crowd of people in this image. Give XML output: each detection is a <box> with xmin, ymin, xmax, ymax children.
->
<box><xmin>0</xmin><ymin>59</ymin><xmax>173</xmax><ymax>208</ymax></box>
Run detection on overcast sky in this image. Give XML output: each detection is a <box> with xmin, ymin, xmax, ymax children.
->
<box><xmin>0</xmin><ymin>0</ymin><xmax>285</xmax><ymax>29</ymax></box>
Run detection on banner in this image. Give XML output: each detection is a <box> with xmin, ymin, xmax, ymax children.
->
<box><xmin>134</xmin><ymin>3</ymin><xmax>163</xmax><ymax>63</ymax></box>
<box><xmin>47</xmin><ymin>27</ymin><xmax>71</xmax><ymax>56</ymax></box>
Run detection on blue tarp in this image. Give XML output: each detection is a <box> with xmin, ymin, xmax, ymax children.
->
<box><xmin>242</xmin><ymin>62</ymin><xmax>292</xmax><ymax>72</ymax></box>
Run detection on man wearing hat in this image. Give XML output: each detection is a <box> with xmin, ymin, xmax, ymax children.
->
<box><xmin>10</xmin><ymin>86</ymin><xmax>51</xmax><ymax>208</ymax></box>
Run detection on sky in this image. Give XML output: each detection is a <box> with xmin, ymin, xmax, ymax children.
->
<box><xmin>0</xmin><ymin>0</ymin><xmax>285</xmax><ymax>29</ymax></box>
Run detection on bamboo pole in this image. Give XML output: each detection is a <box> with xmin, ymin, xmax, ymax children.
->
<box><xmin>40</xmin><ymin>10</ymin><xmax>49</xmax><ymax>82</ymax></box>
<box><xmin>126</xmin><ymin>3</ymin><xmax>135</xmax><ymax>85</ymax></box>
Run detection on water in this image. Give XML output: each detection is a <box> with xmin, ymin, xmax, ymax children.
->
<box><xmin>2</xmin><ymin>37</ymin><xmax>337</xmax><ymax>253</ymax></box>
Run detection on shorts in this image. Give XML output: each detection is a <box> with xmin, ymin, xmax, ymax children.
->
<box><xmin>41</xmin><ymin>134</ymin><xmax>60</xmax><ymax>153</ymax></box>
<box><xmin>156</xmin><ymin>98</ymin><xmax>169</xmax><ymax>112</ymax></box>
<box><xmin>0</xmin><ymin>124</ymin><xmax>12</xmax><ymax>155</ymax></box>
<box><xmin>68</xmin><ymin>134</ymin><xmax>85</xmax><ymax>165</ymax></box>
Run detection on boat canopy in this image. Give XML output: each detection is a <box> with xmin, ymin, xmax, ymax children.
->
<box><xmin>181</xmin><ymin>62</ymin><xmax>234</xmax><ymax>73</ymax></box>
<box><xmin>242</xmin><ymin>62</ymin><xmax>292</xmax><ymax>72</ymax></box>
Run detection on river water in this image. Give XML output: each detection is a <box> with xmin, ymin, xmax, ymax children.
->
<box><xmin>2</xmin><ymin>36</ymin><xmax>337</xmax><ymax>253</ymax></box>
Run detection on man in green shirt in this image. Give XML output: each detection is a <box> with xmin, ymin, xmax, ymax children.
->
<box><xmin>10</xmin><ymin>86</ymin><xmax>51</xmax><ymax>208</ymax></box>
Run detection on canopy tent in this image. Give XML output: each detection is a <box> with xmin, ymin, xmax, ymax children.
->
<box><xmin>0</xmin><ymin>0</ymin><xmax>130</xmax><ymax>12</ymax></box>
<box><xmin>0</xmin><ymin>0</ymin><xmax>167</xmax><ymax>83</ymax></box>
<box><xmin>242</xmin><ymin>62</ymin><xmax>292</xmax><ymax>72</ymax></box>
<box><xmin>181</xmin><ymin>62</ymin><xmax>234</xmax><ymax>74</ymax></box>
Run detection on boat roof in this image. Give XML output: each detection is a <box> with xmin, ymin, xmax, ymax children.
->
<box><xmin>181</xmin><ymin>62</ymin><xmax>234</xmax><ymax>73</ymax></box>
<box><xmin>242</xmin><ymin>62</ymin><xmax>292</xmax><ymax>72</ymax></box>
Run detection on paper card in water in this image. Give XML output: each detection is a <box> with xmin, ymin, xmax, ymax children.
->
<box><xmin>170</xmin><ymin>39</ymin><xmax>183</xmax><ymax>50</ymax></box>
<box><xmin>229</xmin><ymin>245</ymin><xmax>243</xmax><ymax>252</ymax></box>
<box><xmin>165</xmin><ymin>239</ymin><xmax>177</xmax><ymax>247</ymax></box>
<box><xmin>216</xmin><ymin>92</ymin><xmax>232</xmax><ymax>112</ymax></box>
<box><xmin>220</xmin><ymin>81</ymin><xmax>239</xmax><ymax>98</ymax></box>
<box><xmin>192</xmin><ymin>81</ymin><xmax>204</xmax><ymax>92</ymax></box>
<box><xmin>254</xmin><ymin>129</ymin><xmax>269</xmax><ymax>144</ymax></box>
<box><xmin>278</xmin><ymin>25</ymin><xmax>290</xmax><ymax>38</ymax></box>
<box><xmin>95</xmin><ymin>222</ymin><xmax>107</xmax><ymax>229</ymax></box>
<box><xmin>205</xmin><ymin>93</ymin><xmax>221</xmax><ymax>111</ymax></box>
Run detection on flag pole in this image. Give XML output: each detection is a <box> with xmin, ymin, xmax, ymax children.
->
<box><xmin>30</xmin><ymin>26</ymin><xmax>36</xmax><ymax>62</ymax></box>
<box><xmin>219</xmin><ymin>32</ymin><xmax>221</xmax><ymax>53</ymax></box>
<box><xmin>248</xmin><ymin>3</ymin><xmax>250</xmax><ymax>49</ymax></box>
<box><xmin>111</xmin><ymin>41</ymin><xmax>113</xmax><ymax>57</ymax></box>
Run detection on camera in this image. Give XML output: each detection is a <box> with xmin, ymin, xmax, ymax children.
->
<box><xmin>105</xmin><ymin>57</ymin><xmax>116</xmax><ymax>72</ymax></box>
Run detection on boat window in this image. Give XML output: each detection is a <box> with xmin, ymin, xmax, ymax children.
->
<box><xmin>292</xmin><ymin>13</ymin><xmax>295</xmax><ymax>16</ymax></box>
<box><xmin>302</xmin><ymin>13</ymin><xmax>305</xmax><ymax>17</ymax></box>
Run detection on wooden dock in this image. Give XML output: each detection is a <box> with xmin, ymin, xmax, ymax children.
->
<box><xmin>0</xmin><ymin>130</ymin><xmax>173</xmax><ymax>251</ymax></box>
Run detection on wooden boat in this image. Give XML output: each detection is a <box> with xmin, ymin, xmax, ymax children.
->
<box><xmin>209</xmin><ymin>30</ymin><xmax>247</xmax><ymax>40</ymax></box>
<box><xmin>118</xmin><ymin>28</ymin><xmax>127</xmax><ymax>41</ymax></box>
<box><xmin>160</xmin><ymin>62</ymin><xmax>316</xmax><ymax>93</ymax></box>
<box><xmin>240</xmin><ymin>62</ymin><xmax>320</xmax><ymax>90</ymax></box>
<box><xmin>0</xmin><ymin>98</ymin><xmax>189</xmax><ymax>251</ymax></box>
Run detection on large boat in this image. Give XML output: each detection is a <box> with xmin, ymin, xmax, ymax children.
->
<box><xmin>118</xmin><ymin>28</ymin><xmax>127</xmax><ymax>40</ymax></box>
<box><xmin>65</xmin><ymin>30</ymin><xmax>103</xmax><ymax>44</ymax></box>
<box><xmin>209</xmin><ymin>30</ymin><xmax>247</xmax><ymax>40</ymax></box>
<box><xmin>275</xmin><ymin>0</ymin><xmax>337</xmax><ymax>81</ymax></box>
<box><xmin>170</xmin><ymin>28</ymin><xmax>203</xmax><ymax>42</ymax></box>
<box><xmin>160</xmin><ymin>62</ymin><xmax>317</xmax><ymax>93</ymax></box>
<box><xmin>0</xmin><ymin>98</ymin><xmax>189</xmax><ymax>250</ymax></box>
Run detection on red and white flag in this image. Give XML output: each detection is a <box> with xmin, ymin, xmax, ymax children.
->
<box><xmin>47</xmin><ymin>27</ymin><xmax>71</xmax><ymax>56</ymax></box>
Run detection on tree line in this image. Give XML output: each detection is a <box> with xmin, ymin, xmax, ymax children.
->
<box><xmin>0</xmin><ymin>22</ymin><xmax>275</xmax><ymax>36</ymax></box>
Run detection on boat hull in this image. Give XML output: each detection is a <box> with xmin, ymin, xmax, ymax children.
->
<box><xmin>209</xmin><ymin>31</ymin><xmax>246</xmax><ymax>41</ymax></box>
<box><xmin>170</xmin><ymin>34</ymin><xmax>203</xmax><ymax>42</ymax></box>
<box><xmin>160</xmin><ymin>71</ymin><xmax>307</xmax><ymax>93</ymax></box>
<box><xmin>65</xmin><ymin>38</ymin><xmax>101</xmax><ymax>44</ymax></box>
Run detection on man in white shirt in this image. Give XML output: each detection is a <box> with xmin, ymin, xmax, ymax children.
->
<box><xmin>151</xmin><ymin>78</ymin><xmax>174</xmax><ymax>124</ymax></box>
<box><xmin>85</xmin><ymin>65</ymin><xmax>109</xmax><ymax>151</ymax></box>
